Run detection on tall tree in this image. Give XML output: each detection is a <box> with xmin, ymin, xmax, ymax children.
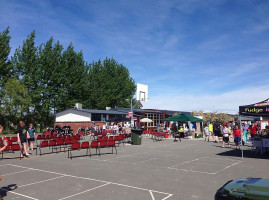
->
<box><xmin>12</xmin><ymin>31</ymin><xmax>40</xmax><ymax>122</ymax></box>
<box><xmin>0</xmin><ymin>27</ymin><xmax>12</xmax><ymax>95</ymax></box>
<box><xmin>59</xmin><ymin>43</ymin><xmax>87</xmax><ymax>111</ymax></box>
<box><xmin>86</xmin><ymin>58</ymin><xmax>136</xmax><ymax>109</ymax></box>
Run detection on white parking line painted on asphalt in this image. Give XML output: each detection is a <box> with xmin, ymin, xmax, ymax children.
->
<box><xmin>0</xmin><ymin>188</ymin><xmax>39</xmax><ymax>200</ymax></box>
<box><xmin>211</xmin><ymin>160</ymin><xmax>242</xmax><ymax>175</ymax></box>
<box><xmin>19</xmin><ymin>176</ymin><xmax>66</xmax><ymax>187</ymax></box>
<box><xmin>132</xmin><ymin>158</ymin><xmax>158</xmax><ymax>165</ymax></box>
<box><xmin>58</xmin><ymin>183</ymin><xmax>111</xmax><ymax>200</ymax></box>
<box><xmin>2</xmin><ymin>169</ymin><xmax>32</xmax><ymax>176</ymax></box>
<box><xmin>168</xmin><ymin>157</ymin><xmax>207</xmax><ymax>168</ymax></box>
<box><xmin>167</xmin><ymin>157</ymin><xmax>243</xmax><ymax>175</ymax></box>
<box><xmin>162</xmin><ymin>194</ymin><xmax>173</xmax><ymax>200</ymax></box>
<box><xmin>149</xmin><ymin>190</ymin><xmax>155</xmax><ymax>200</ymax></box>
<box><xmin>6</xmin><ymin>164</ymin><xmax>173</xmax><ymax>200</ymax></box>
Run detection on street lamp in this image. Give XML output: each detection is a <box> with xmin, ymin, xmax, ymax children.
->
<box><xmin>126</xmin><ymin>99</ymin><xmax>133</xmax><ymax>128</ymax></box>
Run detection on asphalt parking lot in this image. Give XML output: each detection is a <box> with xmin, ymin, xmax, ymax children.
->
<box><xmin>1</xmin><ymin>136</ymin><xmax>269</xmax><ymax>200</ymax></box>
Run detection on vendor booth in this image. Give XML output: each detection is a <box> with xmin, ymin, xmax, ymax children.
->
<box><xmin>239</xmin><ymin>98</ymin><xmax>269</xmax><ymax>155</ymax></box>
<box><xmin>165</xmin><ymin>113</ymin><xmax>203</xmax><ymax>140</ymax></box>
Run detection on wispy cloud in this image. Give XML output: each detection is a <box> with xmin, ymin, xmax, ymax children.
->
<box><xmin>1</xmin><ymin>0</ymin><xmax>269</xmax><ymax>113</ymax></box>
<box><xmin>142</xmin><ymin>85</ymin><xmax>269</xmax><ymax>114</ymax></box>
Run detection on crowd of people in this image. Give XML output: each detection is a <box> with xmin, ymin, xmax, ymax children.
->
<box><xmin>88</xmin><ymin>122</ymin><xmax>131</xmax><ymax>135</ymax></box>
<box><xmin>203</xmin><ymin>121</ymin><xmax>269</xmax><ymax>150</ymax></box>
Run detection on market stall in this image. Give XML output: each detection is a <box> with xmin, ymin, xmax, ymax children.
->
<box><xmin>239</xmin><ymin>98</ymin><xmax>269</xmax><ymax>155</ymax></box>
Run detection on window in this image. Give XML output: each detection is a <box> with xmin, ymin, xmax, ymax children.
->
<box><xmin>91</xmin><ymin>113</ymin><xmax>101</xmax><ymax>121</ymax></box>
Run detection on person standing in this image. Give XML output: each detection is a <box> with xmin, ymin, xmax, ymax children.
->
<box><xmin>233</xmin><ymin>125</ymin><xmax>241</xmax><ymax>150</ymax></box>
<box><xmin>222</xmin><ymin>123</ymin><xmax>230</xmax><ymax>148</ymax></box>
<box><xmin>242</xmin><ymin>122</ymin><xmax>249</xmax><ymax>144</ymax></box>
<box><xmin>157</xmin><ymin>123</ymin><xmax>160</xmax><ymax>132</ymax></box>
<box><xmin>208</xmin><ymin>122</ymin><xmax>213</xmax><ymax>141</ymax></box>
<box><xmin>91</xmin><ymin>122</ymin><xmax>95</xmax><ymax>135</ymax></box>
<box><xmin>17</xmin><ymin>121</ymin><xmax>30</xmax><ymax>158</ymax></box>
<box><xmin>213</xmin><ymin>121</ymin><xmax>221</xmax><ymax>143</ymax></box>
<box><xmin>248</xmin><ymin>122</ymin><xmax>258</xmax><ymax>139</ymax></box>
<box><xmin>203</xmin><ymin>123</ymin><xmax>209</xmax><ymax>142</ymax></box>
<box><xmin>27</xmin><ymin>123</ymin><xmax>35</xmax><ymax>151</ymax></box>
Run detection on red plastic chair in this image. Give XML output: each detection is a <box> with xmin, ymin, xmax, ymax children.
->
<box><xmin>68</xmin><ymin>142</ymin><xmax>81</xmax><ymax>159</ymax></box>
<box><xmin>36</xmin><ymin>140</ymin><xmax>48</xmax><ymax>155</ymax></box>
<box><xmin>81</xmin><ymin>141</ymin><xmax>90</xmax><ymax>156</ymax></box>
<box><xmin>1</xmin><ymin>145</ymin><xmax>11</xmax><ymax>159</ymax></box>
<box><xmin>107</xmin><ymin>140</ymin><xmax>117</xmax><ymax>154</ymax></box>
<box><xmin>90</xmin><ymin>141</ymin><xmax>100</xmax><ymax>156</ymax></box>
<box><xmin>48</xmin><ymin>140</ymin><xmax>57</xmax><ymax>153</ymax></box>
<box><xmin>56</xmin><ymin>140</ymin><xmax>64</xmax><ymax>152</ymax></box>
<box><xmin>11</xmin><ymin>137</ymin><xmax>17</xmax><ymax>143</ymax></box>
<box><xmin>11</xmin><ymin>144</ymin><xmax>21</xmax><ymax>158</ymax></box>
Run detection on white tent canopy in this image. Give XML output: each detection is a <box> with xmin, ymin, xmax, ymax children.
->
<box><xmin>140</xmin><ymin>118</ymin><xmax>153</xmax><ymax>123</ymax></box>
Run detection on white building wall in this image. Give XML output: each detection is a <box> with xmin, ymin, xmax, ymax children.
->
<box><xmin>55</xmin><ymin>110</ymin><xmax>91</xmax><ymax>122</ymax></box>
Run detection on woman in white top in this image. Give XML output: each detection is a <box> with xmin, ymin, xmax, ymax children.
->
<box><xmin>222</xmin><ymin>123</ymin><xmax>230</xmax><ymax>148</ymax></box>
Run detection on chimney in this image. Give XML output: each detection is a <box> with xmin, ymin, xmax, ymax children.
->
<box><xmin>106</xmin><ymin>107</ymin><xmax>111</xmax><ymax>110</ymax></box>
<box><xmin>75</xmin><ymin>103</ymin><xmax>82</xmax><ymax>110</ymax></box>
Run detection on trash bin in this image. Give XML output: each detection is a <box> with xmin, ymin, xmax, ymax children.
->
<box><xmin>215</xmin><ymin>178</ymin><xmax>269</xmax><ymax>200</ymax></box>
<box><xmin>131</xmin><ymin>129</ymin><xmax>142</xmax><ymax>145</ymax></box>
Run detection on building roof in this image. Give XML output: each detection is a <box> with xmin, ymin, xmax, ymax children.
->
<box><xmin>55</xmin><ymin>108</ymin><xmax>127</xmax><ymax>116</ymax></box>
<box><xmin>143</xmin><ymin>109</ymin><xmax>191</xmax><ymax>115</ymax></box>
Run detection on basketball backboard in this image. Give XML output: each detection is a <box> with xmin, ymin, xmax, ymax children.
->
<box><xmin>136</xmin><ymin>83</ymin><xmax>148</xmax><ymax>101</ymax></box>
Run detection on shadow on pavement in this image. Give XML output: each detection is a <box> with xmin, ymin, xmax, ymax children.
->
<box><xmin>0</xmin><ymin>184</ymin><xmax>18</xmax><ymax>199</ymax></box>
<box><xmin>216</xmin><ymin>149</ymin><xmax>269</xmax><ymax>159</ymax></box>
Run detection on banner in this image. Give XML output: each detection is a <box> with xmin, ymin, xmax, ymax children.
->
<box><xmin>239</xmin><ymin>106</ymin><xmax>269</xmax><ymax>116</ymax></box>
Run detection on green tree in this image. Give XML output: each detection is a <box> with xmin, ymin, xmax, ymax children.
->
<box><xmin>58</xmin><ymin>43</ymin><xmax>88</xmax><ymax>111</ymax></box>
<box><xmin>0</xmin><ymin>27</ymin><xmax>12</xmax><ymax>95</ymax></box>
<box><xmin>86</xmin><ymin>58</ymin><xmax>136</xmax><ymax>109</ymax></box>
<box><xmin>1</xmin><ymin>79</ymin><xmax>30</xmax><ymax>125</ymax></box>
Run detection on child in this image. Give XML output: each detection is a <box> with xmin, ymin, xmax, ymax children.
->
<box><xmin>222</xmin><ymin>123</ymin><xmax>230</xmax><ymax>148</ymax></box>
<box><xmin>233</xmin><ymin>125</ymin><xmax>241</xmax><ymax>150</ymax></box>
<box><xmin>0</xmin><ymin>125</ymin><xmax>7</xmax><ymax>183</ymax></box>
<box><xmin>27</xmin><ymin>123</ymin><xmax>35</xmax><ymax>151</ymax></box>
<box><xmin>203</xmin><ymin>123</ymin><xmax>209</xmax><ymax>142</ymax></box>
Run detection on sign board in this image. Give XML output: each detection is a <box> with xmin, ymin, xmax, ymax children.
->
<box><xmin>128</xmin><ymin>112</ymin><xmax>133</xmax><ymax>118</ymax></box>
<box><xmin>133</xmin><ymin>117</ymin><xmax>137</xmax><ymax>121</ymax></box>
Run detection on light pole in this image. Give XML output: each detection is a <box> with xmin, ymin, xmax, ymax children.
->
<box><xmin>126</xmin><ymin>99</ymin><xmax>133</xmax><ymax>128</ymax></box>
<box><xmin>126</xmin><ymin>99</ymin><xmax>141</xmax><ymax>128</ymax></box>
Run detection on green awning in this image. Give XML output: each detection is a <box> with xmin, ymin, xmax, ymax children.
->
<box><xmin>165</xmin><ymin>113</ymin><xmax>202</xmax><ymax>122</ymax></box>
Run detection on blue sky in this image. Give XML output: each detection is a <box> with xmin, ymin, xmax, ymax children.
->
<box><xmin>1</xmin><ymin>0</ymin><xmax>269</xmax><ymax>114</ymax></box>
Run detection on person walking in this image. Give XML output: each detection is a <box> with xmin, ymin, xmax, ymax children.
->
<box><xmin>17</xmin><ymin>121</ymin><xmax>30</xmax><ymax>158</ymax></box>
<box><xmin>233</xmin><ymin>125</ymin><xmax>241</xmax><ymax>150</ymax></box>
<box><xmin>27</xmin><ymin>123</ymin><xmax>35</xmax><ymax>151</ymax></box>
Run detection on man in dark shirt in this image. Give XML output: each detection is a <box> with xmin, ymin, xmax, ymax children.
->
<box><xmin>213</xmin><ymin>121</ymin><xmax>221</xmax><ymax>143</ymax></box>
<box><xmin>17</xmin><ymin>121</ymin><xmax>30</xmax><ymax>158</ymax></box>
